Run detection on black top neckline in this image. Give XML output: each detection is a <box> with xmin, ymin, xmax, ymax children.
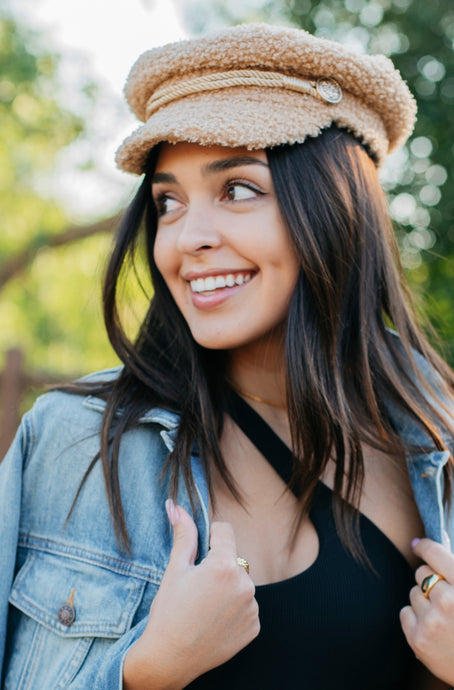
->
<box><xmin>254</xmin><ymin>480</ymin><xmax>413</xmax><ymax>592</ymax></box>
<box><xmin>225</xmin><ymin>388</ymin><xmax>413</xmax><ymax>585</ymax></box>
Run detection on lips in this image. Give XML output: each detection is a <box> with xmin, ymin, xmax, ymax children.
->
<box><xmin>190</xmin><ymin>272</ymin><xmax>254</xmax><ymax>293</ymax></box>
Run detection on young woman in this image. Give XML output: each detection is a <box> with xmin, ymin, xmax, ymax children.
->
<box><xmin>1</xmin><ymin>22</ymin><xmax>454</xmax><ymax>690</ymax></box>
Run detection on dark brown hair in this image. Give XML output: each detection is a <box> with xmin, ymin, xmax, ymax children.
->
<box><xmin>70</xmin><ymin>126</ymin><xmax>454</xmax><ymax>557</ymax></box>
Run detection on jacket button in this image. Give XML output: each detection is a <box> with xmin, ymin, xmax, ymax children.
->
<box><xmin>421</xmin><ymin>466</ymin><xmax>437</xmax><ymax>478</ymax></box>
<box><xmin>57</xmin><ymin>588</ymin><xmax>76</xmax><ymax>626</ymax></box>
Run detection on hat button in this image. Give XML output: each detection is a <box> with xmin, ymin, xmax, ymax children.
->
<box><xmin>316</xmin><ymin>78</ymin><xmax>343</xmax><ymax>104</ymax></box>
<box><xmin>57</xmin><ymin>588</ymin><xmax>76</xmax><ymax>627</ymax></box>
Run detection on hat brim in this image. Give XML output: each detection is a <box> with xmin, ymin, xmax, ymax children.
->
<box><xmin>115</xmin><ymin>86</ymin><xmax>388</xmax><ymax>175</ymax></box>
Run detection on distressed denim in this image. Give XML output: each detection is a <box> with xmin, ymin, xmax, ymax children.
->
<box><xmin>0</xmin><ymin>361</ymin><xmax>452</xmax><ymax>689</ymax></box>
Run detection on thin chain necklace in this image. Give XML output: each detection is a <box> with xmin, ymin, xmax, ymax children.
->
<box><xmin>226</xmin><ymin>378</ymin><xmax>286</xmax><ymax>409</ymax></box>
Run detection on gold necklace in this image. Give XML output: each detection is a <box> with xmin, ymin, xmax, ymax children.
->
<box><xmin>226</xmin><ymin>379</ymin><xmax>286</xmax><ymax>409</ymax></box>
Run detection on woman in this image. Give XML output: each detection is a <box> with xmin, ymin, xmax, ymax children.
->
<box><xmin>1</xmin><ymin>22</ymin><xmax>454</xmax><ymax>689</ymax></box>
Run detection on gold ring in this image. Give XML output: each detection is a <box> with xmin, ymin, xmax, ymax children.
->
<box><xmin>236</xmin><ymin>557</ymin><xmax>249</xmax><ymax>574</ymax></box>
<box><xmin>421</xmin><ymin>573</ymin><xmax>445</xmax><ymax>599</ymax></box>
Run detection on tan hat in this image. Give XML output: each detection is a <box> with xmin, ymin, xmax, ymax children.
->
<box><xmin>116</xmin><ymin>22</ymin><xmax>417</xmax><ymax>174</ymax></box>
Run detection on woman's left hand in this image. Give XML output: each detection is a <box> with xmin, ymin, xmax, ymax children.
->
<box><xmin>400</xmin><ymin>537</ymin><xmax>454</xmax><ymax>686</ymax></box>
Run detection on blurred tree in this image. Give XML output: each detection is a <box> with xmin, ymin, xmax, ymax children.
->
<box><xmin>0</xmin><ymin>14</ymin><xmax>123</xmax><ymax>379</ymax></box>
<box><xmin>178</xmin><ymin>0</ymin><xmax>454</xmax><ymax>362</ymax></box>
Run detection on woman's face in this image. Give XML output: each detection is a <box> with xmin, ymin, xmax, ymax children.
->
<box><xmin>152</xmin><ymin>142</ymin><xmax>300</xmax><ymax>352</ymax></box>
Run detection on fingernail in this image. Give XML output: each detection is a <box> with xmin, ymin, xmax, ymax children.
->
<box><xmin>165</xmin><ymin>498</ymin><xmax>179</xmax><ymax>526</ymax></box>
<box><xmin>443</xmin><ymin>530</ymin><xmax>451</xmax><ymax>550</ymax></box>
<box><xmin>411</xmin><ymin>538</ymin><xmax>421</xmax><ymax>549</ymax></box>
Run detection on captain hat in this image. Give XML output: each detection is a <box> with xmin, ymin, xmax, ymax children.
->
<box><xmin>116</xmin><ymin>22</ymin><xmax>417</xmax><ymax>175</ymax></box>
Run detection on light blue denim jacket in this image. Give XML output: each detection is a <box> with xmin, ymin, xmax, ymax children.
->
<box><xmin>0</xmin><ymin>361</ymin><xmax>453</xmax><ymax>689</ymax></box>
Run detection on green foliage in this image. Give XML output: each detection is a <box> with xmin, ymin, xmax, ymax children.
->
<box><xmin>0</xmin><ymin>13</ymin><xmax>118</xmax><ymax>381</ymax></box>
<box><xmin>0</xmin><ymin>18</ymin><xmax>84</xmax><ymax>220</ymax></box>
<box><xmin>1</xmin><ymin>234</ymin><xmax>114</xmax><ymax>374</ymax></box>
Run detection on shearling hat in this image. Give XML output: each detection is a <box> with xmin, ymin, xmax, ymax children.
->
<box><xmin>116</xmin><ymin>22</ymin><xmax>417</xmax><ymax>174</ymax></box>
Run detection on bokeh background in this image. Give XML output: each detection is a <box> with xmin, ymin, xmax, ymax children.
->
<box><xmin>1</xmin><ymin>0</ymin><xmax>453</xmax><ymax>454</ymax></box>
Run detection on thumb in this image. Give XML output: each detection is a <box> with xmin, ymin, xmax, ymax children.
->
<box><xmin>166</xmin><ymin>499</ymin><xmax>199</xmax><ymax>569</ymax></box>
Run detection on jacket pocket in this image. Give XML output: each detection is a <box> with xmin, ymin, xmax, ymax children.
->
<box><xmin>5</xmin><ymin>549</ymin><xmax>147</xmax><ymax>689</ymax></box>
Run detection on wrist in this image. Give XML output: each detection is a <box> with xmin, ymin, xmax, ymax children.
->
<box><xmin>123</xmin><ymin>638</ymin><xmax>190</xmax><ymax>690</ymax></box>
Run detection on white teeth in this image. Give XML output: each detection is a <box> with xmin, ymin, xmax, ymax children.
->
<box><xmin>190</xmin><ymin>273</ymin><xmax>253</xmax><ymax>293</ymax></box>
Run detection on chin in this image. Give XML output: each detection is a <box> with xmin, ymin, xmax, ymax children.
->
<box><xmin>193</xmin><ymin>334</ymin><xmax>243</xmax><ymax>350</ymax></box>
<box><xmin>191</xmin><ymin>328</ymin><xmax>282</xmax><ymax>353</ymax></box>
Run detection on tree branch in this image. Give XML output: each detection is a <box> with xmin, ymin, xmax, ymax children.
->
<box><xmin>0</xmin><ymin>212</ymin><xmax>123</xmax><ymax>292</ymax></box>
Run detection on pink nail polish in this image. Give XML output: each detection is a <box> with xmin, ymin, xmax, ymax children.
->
<box><xmin>165</xmin><ymin>498</ymin><xmax>179</xmax><ymax>526</ymax></box>
<box><xmin>443</xmin><ymin>530</ymin><xmax>451</xmax><ymax>550</ymax></box>
<box><xmin>411</xmin><ymin>538</ymin><xmax>421</xmax><ymax>549</ymax></box>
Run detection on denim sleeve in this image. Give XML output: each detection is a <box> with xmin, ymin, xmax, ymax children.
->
<box><xmin>0</xmin><ymin>415</ymin><xmax>30</xmax><ymax>677</ymax></box>
<box><xmin>89</xmin><ymin>616</ymin><xmax>149</xmax><ymax>689</ymax></box>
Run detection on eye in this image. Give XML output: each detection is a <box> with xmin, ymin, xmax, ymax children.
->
<box><xmin>223</xmin><ymin>182</ymin><xmax>263</xmax><ymax>202</ymax></box>
<box><xmin>154</xmin><ymin>194</ymin><xmax>183</xmax><ymax>216</ymax></box>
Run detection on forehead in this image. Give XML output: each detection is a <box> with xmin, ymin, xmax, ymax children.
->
<box><xmin>154</xmin><ymin>142</ymin><xmax>268</xmax><ymax>172</ymax></box>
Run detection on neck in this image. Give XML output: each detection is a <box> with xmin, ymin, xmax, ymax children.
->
<box><xmin>227</xmin><ymin>379</ymin><xmax>287</xmax><ymax>408</ymax></box>
<box><xmin>226</xmin><ymin>340</ymin><xmax>287</xmax><ymax>410</ymax></box>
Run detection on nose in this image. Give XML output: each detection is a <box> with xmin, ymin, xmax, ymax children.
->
<box><xmin>175</xmin><ymin>204</ymin><xmax>222</xmax><ymax>255</ymax></box>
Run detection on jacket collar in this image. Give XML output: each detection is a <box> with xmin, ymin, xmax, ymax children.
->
<box><xmin>82</xmin><ymin>395</ymin><xmax>181</xmax><ymax>430</ymax></box>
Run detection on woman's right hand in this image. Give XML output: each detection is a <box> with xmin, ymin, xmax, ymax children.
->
<box><xmin>123</xmin><ymin>500</ymin><xmax>260</xmax><ymax>690</ymax></box>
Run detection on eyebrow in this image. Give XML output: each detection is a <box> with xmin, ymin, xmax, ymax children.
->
<box><xmin>151</xmin><ymin>156</ymin><xmax>269</xmax><ymax>185</ymax></box>
<box><xmin>203</xmin><ymin>156</ymin><xmax>269</xmax><ymax>175</ymax></box>
<box><xmin>152</xmin><ymin>172</ymin><xmax>177</xmax><ymax>184</ymax></box>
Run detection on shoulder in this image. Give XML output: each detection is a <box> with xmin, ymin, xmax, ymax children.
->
<box><xmin>27</xmin><ymin>367</ymin><xmax>121</xmax><ymax>436</ymax></box>
<box><xmin>31</xmin><ymin>365</ymin><xmax>179</xmax><ymax>422</ymax></box>
<box><xmin>10</xmin><ymin>370</ymin><xmax>183</xmax><ymax>546</ymax></box>
<box><xmin>384</xmin><ymin>331</ymin><xmax>454</xmax><ymax>450</ymax></box>
<box><xmin>31</xmin><ymin>366</ymin><xmax>122</xmax><ymax>411</ymax></box>
<box><xmin>386</xmin><ymin>329</ymin><xmax>450</xmax><ymax>390</ymax></box>
<box><xmin>23</xmin><ymin>367</ymin><xmax>181</xmax><ymax>463</ymax></box>
<box><xmin>77</xmin><ymin>365</ymin><xmax>124</xmax><ymax>384</ymax></box>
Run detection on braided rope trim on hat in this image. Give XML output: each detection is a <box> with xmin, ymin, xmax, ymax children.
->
<box><xmin>145</xmin><ymin>70</ymin><xmax>343</xmax><ymax>119</ymax></box>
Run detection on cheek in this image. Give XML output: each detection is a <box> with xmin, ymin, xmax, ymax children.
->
<box><xmin>153</xmin><ymin>232</ymin><xmax>174</xmax><ymax>280</ymax></box>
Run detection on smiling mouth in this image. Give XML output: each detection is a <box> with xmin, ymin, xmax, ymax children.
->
<box><xmin>190</xmin><ymin>272</ymin><xmax>254</xmax><ymax>294</ymax></box>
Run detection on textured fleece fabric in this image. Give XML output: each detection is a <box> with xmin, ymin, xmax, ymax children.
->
<box><xmin>116</xmin><ymin>22</ymin><xmax>417</xmax><ymax>174</ymax></box>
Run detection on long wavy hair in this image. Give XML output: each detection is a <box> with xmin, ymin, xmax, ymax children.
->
<box><xmin>69</xmin><ymin>126</ymin><xmax>454</xmax><ymax>557</ymax></box>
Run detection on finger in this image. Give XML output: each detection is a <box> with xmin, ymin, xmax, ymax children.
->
<box><xmin>412</xmin><ymin>538</ymin><xmax>454</xmax><ymax>583</ymax></box>
<box><xmin>409</xmin><ymin>584</ymin><xmax>431</xmax><ymax>617</ymax></box>
<box><xmin>400</xmin><ymin>604</ymin><xmax>417</xmax><ymax>645</ymax></box>
<box><xmin>414</xmin><ymin>564</ymin><xmax>434</xmax><ymax>586</ymax></box>
<box><xmin>209</xmin><ymin>521</ymin><xmax>238</xmax><ymax>556</ymax></box>
<box><xmin>166</xmin><ymin>500</ymin><xmax>199</xmax><ymax>570</ymax></box>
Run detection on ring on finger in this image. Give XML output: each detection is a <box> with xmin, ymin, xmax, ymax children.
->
<box><xmin>421</xmin><ymin>573</ymin><xmax>445</xmax><ymax>599</ymax></box>
<box><xmin>236</xmin><ymin>556</ymin><xmax>250</xmax><ymax>574</ymax></box>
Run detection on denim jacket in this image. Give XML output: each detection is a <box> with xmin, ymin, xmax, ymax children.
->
<box><xmin>0</xmin><ymin>361</ymin><xmax>453</xmax><ymax>689</ymax></box>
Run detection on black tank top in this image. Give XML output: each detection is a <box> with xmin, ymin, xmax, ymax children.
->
<box><xmin>187</xmin><ymin>393</ymin><xmax>415</xmax><ymax>689</ymax></box>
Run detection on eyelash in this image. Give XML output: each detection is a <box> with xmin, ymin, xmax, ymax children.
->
<box><xmin>153</xmin><ymin>180</ymin><xmax>265</xmax><ymax>217</ymax></box>
<box><xmin>154</xmin><ymin>193</ymin><xmax>177</xmax><ymax>217</ymax></box>
<box><xmin>221</xmin><ymin>180</ymin><xmax>265</xmax><ymax>202</ymax></box>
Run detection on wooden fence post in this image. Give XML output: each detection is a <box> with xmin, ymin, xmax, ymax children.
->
<box><xmin>0</xmin><ymin>348</ymin><xmax>24</xmax><ymax>460</ymax></box>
